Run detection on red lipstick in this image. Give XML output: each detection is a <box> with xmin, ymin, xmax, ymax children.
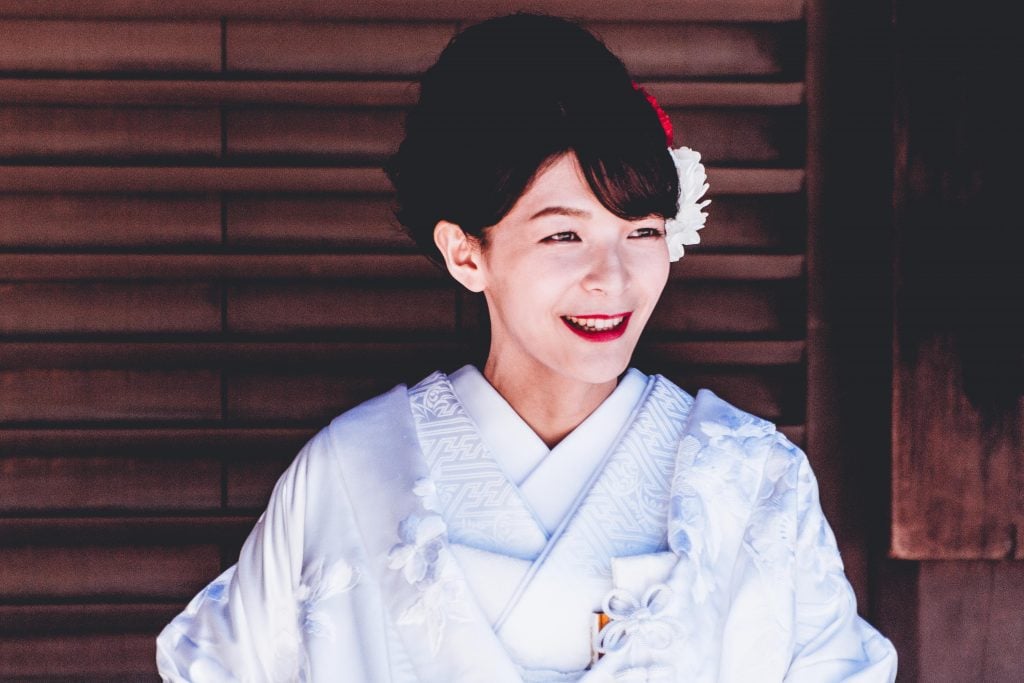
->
<box><xmin>561</xmin><ymin>312</ymin><xmax>632</xmax><ymax>342</ymax></box>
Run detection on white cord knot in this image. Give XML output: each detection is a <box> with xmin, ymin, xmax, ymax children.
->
<box><xmin>593</xmin><ymin>583</ymin><xmax>680</xmax><ymax>655</ymax></box>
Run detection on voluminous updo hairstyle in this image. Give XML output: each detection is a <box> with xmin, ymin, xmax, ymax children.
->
<box><xmin>385</xmin><ymin>13</ymin><xmax>680</xmax><ymax>264</ymax></box>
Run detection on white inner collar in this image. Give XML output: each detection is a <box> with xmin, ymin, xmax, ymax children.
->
<box><xmin>448</xmin><ymin>365</ymin><xmax>649</xmax><ymax>533</ymax></box>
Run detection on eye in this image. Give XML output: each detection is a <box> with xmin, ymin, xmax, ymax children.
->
<box><xmin>629</xmin><ymin>226</ymin><xmax>665</xmax><ymax>239</ymax></box>
<box><xmin>542</xmin><ymin>231</ymin><xmax>581</xmax><ymax>243</ymax></box>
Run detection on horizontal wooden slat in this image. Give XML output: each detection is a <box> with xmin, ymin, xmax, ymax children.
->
<box><xmin>0</xmin><ymin>166</ymin><xmax>391</xmax><ymax>192</ymax></box>
<box><xmin>636</xmin><ymin>340</ymin><xmax>804</xmax><ymax>366</ymax></box>
<box><xmin>0</xmin><ymin>544</ymin><xmax>219</xmax><ymax>600</ymax></box>
<box><xmin>696</xmin><ymin>194</ymin><xmax>804</xmax><ymax>251</ymax></box>
<box><xmin>225</xmin><ymin>106</ymin><xmax>405</xmax><ymax>160</ymax></box>
<box><xmin>0</xmin><ymin>369</ymin><xmax>221</xmax><ymax>423</ymax></box>
<box><xmin>670</xmin><ymin>254</ymin><xmax>804</xmax><ymax>280</ymax></box>
<box><xmin>0</xmin><ymin>340</ymin><xmax>798</xmax><ymax>369</ymax></box>
<box><xmin>0</xmin><ymin>603</ymin><xmax>178</xmax><ymax>636</ymax></box>
<box><xmin>0</xmin><ymin>515</ymin><xmax>255</xmax><ymax>545</ymax></box>
<box><xmin>0</xmin><ymin>79</ymin><xmax>803</xmax><ymax>108</ymax></box>
<box><xmin>0</xmin><ymin>20</ymin><xmax>220</xmax><ymax>73</ymax></box>
<box><xmin>595</xmin><ymin>22</ymin><xmax>803</xmax><ymax>79</ymax></box>
<box><xmin>646</xmin><ymin>81</ymin><xmax>804</xmax><ymax>107</ymax></box>
<box><xmin>0</xmin><ymin>633</ymin><xmax>158</xmax><ymax>680</ymax></box>
<box><xmin>0</xmin><ymin>254</ymin><xmax>800</xmax><ymax>281</ymax></box>
<box><xmin>227</xmin><ymin>283</ymin><xmax>457</xmax><ymax>333</ymax></box>
<box><xmin>226</xmin><ymin>373</ymin><xmax>428</xmax><ymax>423</ymax></box>
<box><xmin>648</xmin><ymin>280</ymin><xmax>804</xmax><ymax>335</ymax></box>
<box><xmin>667</xmin><ymin>108</ymin><xmax>804</xmax><ymax>165</ymax></box>
<box><xmin>0</xmin><ymin>193</ymin><xmax>221</xmax><ymax>249</ymax></box>
<box><xmin>226</xmin><ymin>454</ymin><xmax>293</xmax><ymax>509</ymax></box>
<box><xmin>0</xmin><ymin>455</ymin><xmax>221</xmax><ymax>512</ymax></box>
<box><xmin>0</xmin><ymin>0</ymin><xmax>806</xmax><ymax>21</ymax></box>
<box><xmin>0</xmin><ymin>283</ymin><xmax>221</xmax><ymax>334</ymax></box>
<box><xmin>660</xmin><ymin>367</ymin><xmax>802</xmax><ymax>422</ymax></box>
<box><xmin>711</xmin><ymin>168</ymin><xmax>804</xmax><ymax>194</ymax></box>
<box><xmin>226</xmin><ymin>194</ymin><xmax>413</xmax><ymax>250</ymax></box>
<box><xmin>228</xmin><ymin>21</ymin><xmax>456</xmax><ymax>75</ymax></box>
<box><xmin>0</xmin><ymin>106</ymin><xmax>220</xmax><ymax>159</ymax></box>
<box><xmin>0</xmin><ymin>166</ymin><xmax>802</xmax><ymax>194</ymax></box>
<box><xmin>0</xmin><ymin>427</ymin><xmax>313</xmax><ymax>457</ymax></box>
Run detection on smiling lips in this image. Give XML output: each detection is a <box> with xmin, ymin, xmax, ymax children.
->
<box><xmin>561</xmin><ymin>312</ymin><xmax>632</xmax><ymax>342</ymax></box>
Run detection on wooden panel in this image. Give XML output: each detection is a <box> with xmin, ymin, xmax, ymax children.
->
<box><xmin>648</xmin><ymin>82</ymin><xmax>804</xmax><ymax>108</ymax></box>
<box><xmin>695</xmin><ymin>195</ymin><xmax>804</xmax><ymax>252</ymax></box>
<box><xmin>919</xmin><ymin>561</ymin><xmax>1024</xmax><ymax>682</ymax></box>
<box><xmin>0</xmin><ymin>79</ymin><xmax>803</xmax><ymax>108</ymax></box>
<box><xmin>0</xmin><ymin>194</ymin><xmax>220</xmax><ymax>249</ymax></box>
<box><xmin>0</xmin><ymin>342</ymin><xmax>466</xmax><ymax>371</ymax></box>
<box><xmin>0</xmin><ymin>106</ymin><xmax>220</xmax><ymax>159</ymax></box>
<box><xmin>0</xmin><ymin>0</ymin><xmax>807</xmax><ymax>21</ymax></box>
<box><xmin>0</xmin><ymin>545</ymin><xmax>219</xmax><ymax>600</ymax></box>
<box><xmin>0</xmin><ymin>166</ymin><xmax>798</xmax><ymax>194</ymax></box>
<box><xmin>0</xmin><ymin>634</ymin><xmax>158</xmax><ymax>681</ymax></box>
<box><xmin>0</xmin><ymin>165</ymin><xmax>392</xmax><ymax>192</ymax></box>
<box><xmin>593</xmin><ymin>22</ymin><xmax>803</xmax><ymax>78</ymax></box>
<box><xmin>0</xmin><ymin>370</ymin><xmax>221</xmax><ymax>422</ymax></box>
<box><xmin>892</xmin><ymin>336</ymin><xmax>1024</xmax><ymax>559</ymax></box>
<box><xmin>659</xmin><ymin>367</ymin><xmax>800</xmax><ymax>423</ymax></box>
<box><xmin>891</xmin><ymin>0</ymin><xmax>1024</xmax><ymax>560</ymax></box>
<box><xmin>225</xmin><ymin>106</ymin><xmax>405</xmax><ymax>159</ymax></box>
<box><xmin>227</xmin><ymin>283</ymin><xmax>457</xmax><ymax>333</ymax></box>
<box><xmin>668</xmin><ymin>108</ymin><xmax>804</xmax><ymax>166</ymax></box>
<box><xmin>227</xmin><ymin>194</ymin><xmax>413</xmax><ymax>250</ymax></box>
<box><xmin>648</xmin><ymin>281</ymin><xmax>804</xmax><ymax>335</ymax></box>
<box><xmin>0</xmin><ymin>20</ymin><xmax>220</xmax><ymax>73</ymax></box>
<box><xmin>0</xmin><ymin>603</ymin><xmax>178</xmax><ymax>636</ymax></box>
<box><xmin>0</xmin><ymin>428</ymin><xmax>312</xmax><ymax>459</ymax></box>
<box><xmin>226</xmin><ymin>455</ymin><xmax>293</xmax><ymax>509</ymax></box>
<box><xmin>0</xmin><ymin>254</ymin><xmax>438</xmax><ymax>281</ymax></box>
<box><xmin>227</xmin><ymin>21</ymin><xmax>456</xmax><ymax>75</ymax></box>
<box><xmin>0</xmin><ymin>456</ymin><xmax>221</xmax><ymax>512</ymax></box>
<box><xmin>227</xmin><ymin>373</ymin><xmax>418</xmax><ymax>423</ymax></box>
<box><xmin>0</xmin><ymin>254</ymin><xmax>793</xmax><ymax>281</ymax></box>
<box><xmin>0</xmin><ymin>283</ymin><xmax>221</xmax><ymax>334</ymax></box>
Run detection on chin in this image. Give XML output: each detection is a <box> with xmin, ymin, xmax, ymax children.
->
<box><xmin>559</xmin><ymin>352</ymin><xmax>633</xmax><ymax>387</ymax></box>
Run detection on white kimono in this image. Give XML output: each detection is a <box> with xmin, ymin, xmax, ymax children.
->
<box><xmin>156</xmin><ymin>367</ymin><xmax>897</xmax><ymax>682</ymax></box>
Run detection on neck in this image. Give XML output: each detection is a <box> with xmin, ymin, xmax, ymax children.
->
<box><xmin>482</xmin><ymin>357</ymin><xmax>617</xmax><ymax>449</ymax></box>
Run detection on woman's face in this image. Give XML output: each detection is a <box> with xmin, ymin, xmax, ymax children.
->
<box><xmin>477</xmin><ymin>152</ymin><xmax>671</xmax><ymax>388</ymax></box>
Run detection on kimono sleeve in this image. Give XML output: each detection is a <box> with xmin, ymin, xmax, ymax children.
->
<box><xmin>783</xmin><ymin>445</ymin><xmax>897</xmax><ymax>683</ymax></box>
<box><xmin>155</xmin><ymin>433</ymin><xmax>321</xmax><ymax>682</ymax></box>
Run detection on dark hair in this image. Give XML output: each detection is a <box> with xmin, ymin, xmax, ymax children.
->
<box><xmin>385</xmin><ymin>13</ymin><xmax>679</xmax><ymax>263</ymax></box>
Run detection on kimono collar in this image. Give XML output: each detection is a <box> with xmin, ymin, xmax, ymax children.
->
<box><xmin>449</xmin><ymin>365</ymin><xmax>649</xmax><ymax>532</ymax></box>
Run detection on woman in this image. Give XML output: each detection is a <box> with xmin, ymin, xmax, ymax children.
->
<box><xmin>157</xmin><ymin>14</ymin><xmax>896</xmax><ymax>682</ymax></box>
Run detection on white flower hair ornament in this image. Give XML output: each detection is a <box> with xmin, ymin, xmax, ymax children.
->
<box><xmin>633</xmin><ymin>83</ymin><xmax>711</xmax><ymax>262</ymax></box>
<box><xmin>665</xmin><ymin>146</ymin><xmax>710</xmax><ymax>262</ymax></box>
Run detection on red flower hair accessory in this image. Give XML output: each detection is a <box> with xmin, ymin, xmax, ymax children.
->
<box><xmin>633</xmin><ymin>82</ymin><xmax>674</xmax><ymax>146</ymax></box>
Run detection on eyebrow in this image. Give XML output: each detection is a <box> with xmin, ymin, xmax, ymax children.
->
<box><xmin>528</xmin><ymin>206</ymin><xmax>592</xmax><ymax>221</ymax></box>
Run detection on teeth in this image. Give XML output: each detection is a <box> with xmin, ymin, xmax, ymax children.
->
<box><xmin>564</xmin><ymin>315</ymin><xmax>625</xmax><ymax>332</ymax></box>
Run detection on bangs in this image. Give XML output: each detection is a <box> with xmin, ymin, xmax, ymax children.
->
<box><xmin>576</xmin><ymin>142</ymin><xmax>679</xmax><ymax>223</ymax></box>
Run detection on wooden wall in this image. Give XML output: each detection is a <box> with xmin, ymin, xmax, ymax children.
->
<box><xmin>0</xmin><ymin>1</ymin><xmax>829</xmax><ymax>680</ymax></box>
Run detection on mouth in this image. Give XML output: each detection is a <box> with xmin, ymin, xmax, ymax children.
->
<box><xmin>560</xmin><ymin>312</ymin><xmax>632</xmax><ymax>342</ymax></box>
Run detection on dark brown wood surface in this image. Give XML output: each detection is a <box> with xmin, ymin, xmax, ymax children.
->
<box><xmin>0</xmin><ymin>3</ymin><xmax>813</xmax><ymax>679</ymax></box>
<box><xmin>891</xmin><ymin>0</ymin><xmax>1024</xmax><ymax>560</ymax></box>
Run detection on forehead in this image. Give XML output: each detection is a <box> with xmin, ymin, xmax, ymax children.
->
<box><xmin>512</xmin><ymin>152</ymin><xmax>595</xmax><ymax>213</ymax></box>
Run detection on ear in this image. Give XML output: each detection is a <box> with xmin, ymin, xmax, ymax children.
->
<box><xmin>433</xmin><ymin>220</ymin><xmax>486</xmax><ymax>293</ymax></box>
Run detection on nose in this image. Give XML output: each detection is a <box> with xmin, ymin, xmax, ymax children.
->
<box><xmin>581</xmin><ymin>243</ymin><xmax>629</xmax><ymax>296</ymax></box>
